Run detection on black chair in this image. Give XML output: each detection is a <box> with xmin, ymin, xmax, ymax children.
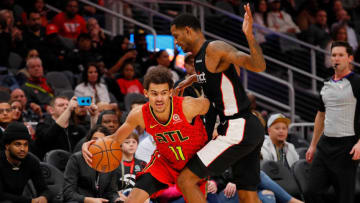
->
<box><xmin>40</xmin><ymin>162</ymin><xmax>64</xmax><ymax>203</ymax></box>
<box><xmin>261</xmin><ymin>160</ymin><xmax>301</xmax><ymax>198</ymax></box>
<box><xmin>45</xmin><ymin>71</ymin><xmax>73</xmax><ymax>95</ymax></box>
<box><xmin>295</xmin><ymin>147</ymin><xmax>308</xmax><ymax>160</ymax></box>
<box><xmin>44</xmin><ymin>149</ymin><xmax>72</xmax><ymax>172</ymax></box>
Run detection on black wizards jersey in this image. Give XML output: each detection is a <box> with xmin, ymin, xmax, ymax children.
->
<box><xmin>194</xmin><ymin>40</ymin><xmax>251</xmax><ymax>120</ymax></box>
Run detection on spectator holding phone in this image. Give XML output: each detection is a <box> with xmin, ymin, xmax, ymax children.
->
<box><xmin>75</xmin><ymin>62</ymin><xmax>110</xmax><ymax>104</ymax></box>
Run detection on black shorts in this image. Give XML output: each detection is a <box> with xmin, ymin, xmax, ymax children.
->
<box><xmin>134</xmin><ymin>173</ymin><xmax>168</xmax><ymax>196</ymax></box>
<box><xmin>187</xmin><ymin>113</ymin><xmax>265</xmax><ymax>191</ymax></box>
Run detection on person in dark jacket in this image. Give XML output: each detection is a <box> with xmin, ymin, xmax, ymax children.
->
<box><xmin>0</xmin><ymin>122</ymin><xmax>51</xmax><ymax>203</ymax></box>
<box><xmin>63</xmin><ymin>125</ymin><xmax>119</xmax><ymax>203</ymax></box>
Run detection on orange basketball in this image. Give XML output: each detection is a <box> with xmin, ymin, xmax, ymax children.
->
<box><xmin>88</xmin><ymin>138</ymin><xmax>122</xmax><ymax>173</ymax></box>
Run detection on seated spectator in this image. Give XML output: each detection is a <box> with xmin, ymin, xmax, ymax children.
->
<box><xmin>0</xmin><ymin>122</ymin><xmax>51</xmax><ymax>202</ymax></box>
<box><xmin>324</xmin><ymin>26</ymin><xmax>347</xmax><ymax>68</ymax></box>
<box><xmin>95</xmin><ymin>110</ymin><xmax>120</xmax><ymax>134</ymax></box>
<box><xmin>87</xmin><ymin>17</ymin><xmax>108</xmax><ymax>50</ymax></box>
<box><xmin>16</xmin><ymin>48</ymin><xmax>40</xmax><ymax>86</ymax></box>
<box><xmin>295</xmin><ymin>0</ymin><xmax>318</xmax><ymax>32</ymax></box>
<box><xmin>66</xmin><ymin>33</ymin><xmax>100</xmax><ymax>73</ymax></box>
<box><xmin>302</xmin><ymin>9</ymin><xmax>331</xmax><ymax>49</ymax></box>
<box><xmin>116</xmin><ymin>61</ymin><xmax>144</xmax><ymax>95</ymax></box>
<box><xmin>0</xmin><ymin>101</ymin><xmax>13</xmax><ymax>146</ymax></box>
<box><xmin>147</xmin><ymin>50</ymin><xmax>180</xmax><ymax>83</ymax></box>
<box><xmin>10</xmin><ymin>100</ymin><xmax>22</xmax><ymax>122</ymax></box>
<box><xmin>267</xmin><ymin>0</ymin><xmax>300</xmax><ymax>34</ymax></box>
<box><xmin>10</xmin><ymin>88</ymin><xmax>42</xmax><ymax>122</ymax></box>
<box><xmin>75</xmin><ymin>63</ymin><xmax>111</xmax><ymax>104</ymax></box>
<box><xmin>81</xmin><ymin>0</ymin><xmax>105</xmax><ymax>27</ymax></box>
<box><xmin>174</xmin><ymin>53</ymin><xmax>202</xmax><ymax>98</ymax></box>
<box><xmin>51</xmin><ymin>0</ymin><xmax>87</xmax><ymax>40</ymax></box>
<box><xmin>21</xmin><ymin>57</ymin><xmax>54</xmax><ymax>111</ymax></box>
<box><xmin>22</xmin><ymin>10</ymin><xmax>46</xmax><ymax>51</ymax></box>
<box><xmin>63</xmin><ymin>125</ymin><xmax>119</xmax><ymax>203</ymax></box>
<box><xmin>247</xmin><ymin>93</ymin><xmax>266</xmax><ymax>127</ymax></box>
<box><xmin>21</xmin><ymin>0</ymin><xmax>48</xmax><ymax>27</ymax></box>
<box><xmin>115</xmin><ymin>133</ymin><xmax>147</xmax><ymax>202</ymax></box>
<box><xmin>331</xmin><ymin>8</ymin><xmax>358</xmax><ymax>51</ymax></box>
<box><xmin>253</xmin><ymin>0</ymin><xmax>270</xmax><ymax>45</ymax></box>
<box><xmin>134</xmin><ymin>33</ymin><xmax>152</xmax><ymax>77</ymax></box>
<box><xmin>35</xmin><ymin>96</ymin><xmax>86</xmax><ymax>159</ymax></box>
<box><xmin>261</xmin><ymin>113</ymin><xmax>299</xmax><ymax>169</ymax></box>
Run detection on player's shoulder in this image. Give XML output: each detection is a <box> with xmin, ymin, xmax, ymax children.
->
<box><xmin>128</xmin><ymin>105</ymin><xmax>144</xmax><ymax>120</ymax></box>
<box><xmin>207</xmin><ymin>40</ymin><xmax>233</xmax><ymax>52</ymax></box>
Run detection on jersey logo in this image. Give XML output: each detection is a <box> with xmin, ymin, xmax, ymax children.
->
<box><xmin>172</xmin><ymin>114</ymin><xmax>182</xmax><ymax>124</ymax></box>
<box><xmin>150</xmin><ymin>124</ymin><xmax>158</xmax><ymax>129</ymax></box>
<box><xmin>197</xmin><ymin>72</ymin><xmax>206</xmax><ymax>83</ymax></box>
<box><xmin>154</xmin><ymin>130</ymin><xmax>189</xmax><ymax>143</ymax></box>
<box><xmin>195</xmin><ymin>59</ymin><xmax>203</xmax><ymax>63</ymax></box>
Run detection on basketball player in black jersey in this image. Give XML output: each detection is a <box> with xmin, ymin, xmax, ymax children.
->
<box><xmin>171</xmin><ymin>4</ymin><xmax>266</xmax><ymax>203</ymax></box>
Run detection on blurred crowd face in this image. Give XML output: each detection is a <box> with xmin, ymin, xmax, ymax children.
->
<box><xmin>184</xmin><ymin>55</ymin><xmax>195</xmax><ymax>75</ymax></box>
<box><xmin>336</xmin><ymin>27</ymin><xmax>347</xmax><ymax>41</ymax></box>
<box><xmin>121</xmin><ymin>37</ymin><xmax>130</xmax><ymax>51</ymax></box>
<box><xmin>157</xmin><ymin>51</ymin><xmax>171</xmax><ymax>67</ymax></box>
<box><xmin>101</xmin><ymin>114</ymin><xmax>119</xmax><ymax>134</ymax></box>
<box><xmin>11</xmin><ymin>101</ymin><xmax>22</xmax><ymax>120</ymax></box>
<box><xmin>268</xmin><ymin>122</ymin><xmax>288</xmax><ymax>145</ymax></box>
<box><xmin>333</xmin><ymin>0</ymin><xmax>343</xmax><ymax>13</ymax></box>
<box><xmin>27</xmin><ymin>57</ymin><xmax>44</xmax><ymax>79</ymax></box>
<box><xmin>34</xmin><ymin>0</ymin><xmax>45</xmax><ymax>12</ymax></box>
<box><xmin>66</xmin><ymin>0</ymin><xmax>79</xmax><ymax>18</ymax></box>
<box><xmin>51</xmin><ymin>98</ymin><xmax>69</xmax><ymax>118</ymax></box>
<box><xmin>0</xmin><ymin>102</ymin><xmax>13</xmax><ymax>124</ymax></box>
<box><xmin>75</xmin><ymin>106</ymin><xmax>87</xmax><ymax>116</ymax></box>
<box><xmin>78</xmin><ymin>37</ymin><xmax>92</xmax><ymax>51</ymax></box>
<box><xmin>28</xmin><ymin>12</ymin><xmax>42</xmax><ymax>32</ymax></box>
<box><xmin>87</xmin><ymin>18</ymin><xmax>99</xmax><ymax>32</ymax></box>
<box><xmin>6</xmin><ymin>139</ymin><xmax>29</xmax><ymax>161</ymax></box>
<box><xmin>87</xmin><ymin>65</ymin><xmax>98</xmax><ymax>84</ymax></box>
<box><xmin>90</xmin><ymin>131</ymin><xmax>106</xmax><ymax>140</ymax></box>
<box><xmin>123</xmin><ymin>63</ymin><xmax>135</xmax><ymax>80</ymax></box>
<box><xmin>121</xmin><ymin>138</ymin><xmax>138</xmax><ymax>155</ymax></box>
<box><xmin>11</xmin><ymin>89</ymin><xmax>27</xmax><ymax>108</ymax></box>
<box><xmin>316</xmin><ymin>10</ymin><xmax>327</xmax><ymax>26</ymax></box>
<box><xmin>258</xmin><ymin>0</ymin><xmax>267</xmax><ymax>13</ymax></box>
<box><xmin>27</xmin><ymin>49</ymin><xmax>40</xmax><ymax>59</ymax></box>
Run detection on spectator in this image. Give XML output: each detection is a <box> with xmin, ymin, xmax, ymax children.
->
<box><xmin>305</xmin><ymin>41</ymin><xmax>360</xmax><ymax>203</ymax></box>
<box><xmin>0</xmin><ymin>10</ymin><xmax>12</xmax><ymax>68</ymax></box>
<box><xmin>66</xmin><ymin>33</ymin><xmax>99</xmax><ymax>73</ymax></box>
<box><xmin>147</xmin><ymin>50</ymin><xmax>180</xmax><ymax>83</ymax></box>
<box><xmin>75</xmin><ymin>62</ymin><xmax>111</xmax><ymax>104</ymax></box>
<box><xmin>11</xmin><ymin>88</ymin><xmax>42</xmax><ymax>122</ymax></box>
<box><xmin>174</xmin><ymin>53</ymin><xmax>202</xmax><ymax>98</ymax></box>
<box><xmin>324</xmin><ymin>26</ymin><xmax>347</xmax><ymax>68</ymax></box>
<box><xmin>254</xmin><ymin>0</ymin><xmax>269</xmax><ymax>45</ymax></box>
<box><xmin>10</xmin><ymin>100</ymin><xmax>22</xmax><ymax>122</ymax></box>
<box><xmin>87</xmin><ymin>17</ymin><xmax>107</xmax><ymax>50</ymax></box>
<box><xmin>247</xmin><ymin>93</ymin><xmax>266</xmax><ymax>127</ymax></box>
<box><xmin>81</xmin><ymin>0</ymin><xmax>105</xmax><ymax>27</ymax></box>
<box><xmin>261</xmin><ymin>113</ymin><xmax>299</xmax><ymax>169</ymax></box>
<box><xmin>35</xmin><ymin>96</ymin><xmax>86</xmax><ymax>159</ymax></box>
<box><xmin>116</xmin><ymin>61</ymin><xmax>144</xmax><ymax>95</ymax></box>
<box><xmin>134</xmin><ymin>33</ymin><xmax>152</xmax><ymax>77</ymax></box>
<box><xmin>115</xmin><ymin>133</ymin><xmax>147</xmax><ymax>202</ymax></box>
<box><xmin>95</xmin><ymin>110</ymin><xmax>120</xmax><ymax>134</ymax></box>
<box><xmin>22</xmin><ymin>10</ymin><xmax>46</xmax><ymax>51</ymax></box>
<box><xmin>21</xmin><ymin>57</ymin><xmax>54</xmax><ymax>110</ymax></box>
<box><xmin>0</xmin><ymin>101</ymin><xmax>12</xmax><ymax>146</ymax></box>
<box><xmin>331</xmin><ymin>9</ymin><xmax>358</xmax><ymax>51</ymax></box>
<box><xmin>0</xmin><ymin>122</ymin><xmax>51</xmax><ymax>202</ymax></box>
<box><xmin>22</xmin><ymin>0</ymin><xmax>48</xmax><ymax>27</ymax></box>
<box><xmin>63</xmin><ymin>125</ymin><xmax>119</xmax><ymax>203</ymax></box>
<box><xmin>267</xmin><ymin>0</ymin><xmax>300</xmax><ymax>34</ymax></box>
<box><xmin>303</xmin><ymin>9</ymin><xmax>331</xmax><ymax>49</ymax></box>
<box><xmin>38</xmin><ymin>24</ymin><xmax>68</xmax><ymax>72</ymax></box>
<box><xmin>72</xmin><ymin>105</ymin><xmax>90</xmax><ymax>130</ymax></box>
<box><xmin>327</xmin><ymin>0</ymin><xmax>343</xmax><ymax>28</ymax></box>
<box><xmin>51</xmin><ymin>0</ymin><xmax>87</xmax><ymax>40</ymax></box>
<box><xmin>295</xmin><ymin>0</ymin><xmax>318</xmax><ymax>31</ymax></box>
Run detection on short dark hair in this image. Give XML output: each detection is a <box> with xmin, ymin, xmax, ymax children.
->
<box><xmin>86</xmin><ymin>125</ymin><xmax>111</xmax><ymax>141</ymax></box>
<box><xmin>331</xmin><ymin>41</ymin><xmax>353</xmax><ymax>56</ymax></box>
<box><xmin>82</xmin><ymin>62</ymin><xmax>101</xmax><ymax>85</ymax></box>
<box><xmin>125</xmin><ymin>133</ymin><xmax>139</xmax><ymax>144</ymax></box>
<box><xmin>184</xmin><ymin>53</ymin><xmax>194</xmax><ymax>65</ymax></box>
<box><xmin>27</xmin><ymin>10</ymin><xmax>40</xmax><ymax>19</ymax></box>
<box><xmin>49</xmin><ymin>96</ymin><xmax>69</xmax><ymax>107</ymax></box>
<box><xmin>171</xmin><ymin>14</ymin><xmax>201</xmax><ymax>30</ymax></box>
<box><xmin>96</xmin><ymin>110</ymin><xmax>117</xmax><ymax>125</ymax></box>
<box><xmin>143</xmin><ymin>68</ymin><xmax>174</xmax><ymax>90</ymax></box>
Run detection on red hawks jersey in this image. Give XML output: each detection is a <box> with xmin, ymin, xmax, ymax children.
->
<box><xmin>142</xmin><ymin>96</ymin><xmax>208</xmax><ymax>171</ymax></box>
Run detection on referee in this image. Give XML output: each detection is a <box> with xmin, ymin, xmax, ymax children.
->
<box><xmin>305</xmin><ymin>41</ymin><xmax>360</xmax><ymax>203</ymax></box>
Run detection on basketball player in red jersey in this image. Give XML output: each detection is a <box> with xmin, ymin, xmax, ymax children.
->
<box><xmin>82</xmin><ymin>68</ymin><xmax>210</xmax><ymax>202</ymax></box>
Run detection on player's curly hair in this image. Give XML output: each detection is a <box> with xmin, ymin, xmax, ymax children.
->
<box><xmin>143</xmin><ymin>67</ymin><xmax>174</xmax><ymax>90</ymax></box>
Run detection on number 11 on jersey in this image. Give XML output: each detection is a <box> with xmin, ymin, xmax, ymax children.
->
<box><xmin>169</xmin><ymin>146</ymin><xmax>185</xmax><ymax>161</ymax></box>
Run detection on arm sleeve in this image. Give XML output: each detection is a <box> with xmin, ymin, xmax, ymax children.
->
<box><xmin>63</xmin><ymin>155</ymin><xmax>86</xmax><ymax>202</ymax></box>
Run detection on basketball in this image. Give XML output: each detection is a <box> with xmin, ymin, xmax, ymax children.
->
<box><xmin>88</xmin><ymin>138</ymin><xmax>122</xmax><ymax>173</ymax></box>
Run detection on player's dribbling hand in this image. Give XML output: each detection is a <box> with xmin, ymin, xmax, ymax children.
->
<box><xmin>224</xmin><ymin>182</ymin><xmax>236</xmax><ymax>198</ymax></box>
<box><xmin>242</xmin><ymin>3</ymin><xmax>253</xmax><ymax>38</ymax></box>
<box><xmin>82</xmin><ymin>140</ymin><xmax>96</xmax><ymax>166</ymax></box>
<box><xmin>305</xmin><ymin>145</ymin><xmax>316</xmax><ymax>163</ymax></box>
